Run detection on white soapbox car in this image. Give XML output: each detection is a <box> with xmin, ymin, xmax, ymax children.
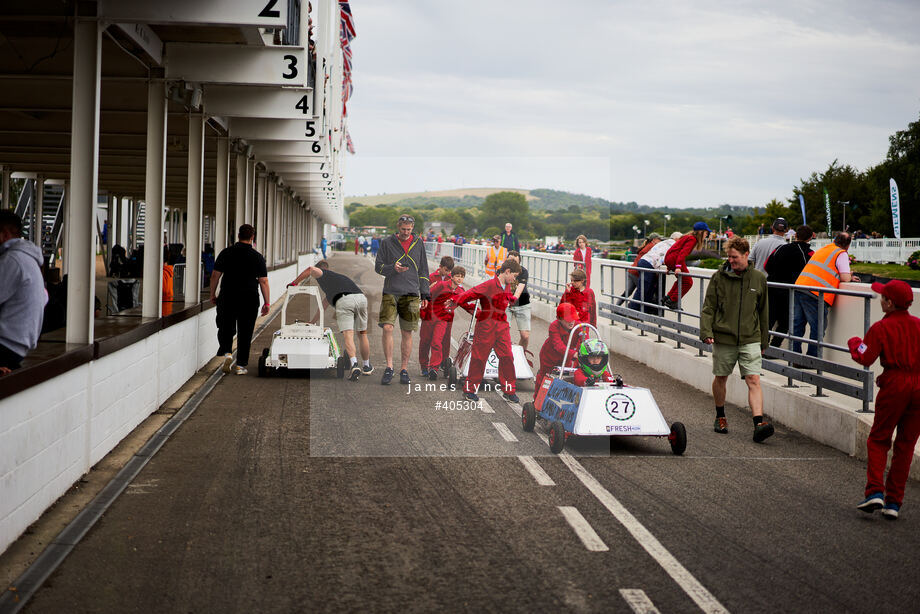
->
<box><xmin>446</xmin><ymin>301</ymin><xmax>534</xmax><ymax>389</ymax></box>
<box><xmin>257</xmin><ymin>285</ymin><xmax>346</xmax><ymax>378</ymax></box>
<box><xmin>521</xmin><ymin>323</ymin><xmax>686</xmax><ymax>455</ymax></box>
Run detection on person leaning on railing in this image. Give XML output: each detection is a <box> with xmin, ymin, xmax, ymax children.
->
<box><xmin>792</xmin><ymin>232</ymin><xmax>859</xmax><ymax>359</ymax></box>
<box><xmin>850</xmin><ymin>280</ymin><xmax>920</xmax><ymax>520</ymax></box>
<box><xmin>663</xmin><ymin>222</ymin><xmax>710</xmax><ymax>310</ymax></box>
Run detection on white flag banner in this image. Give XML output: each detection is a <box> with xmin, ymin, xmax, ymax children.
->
<box><xmin>890</xmin><ymin>178</ymin><xmax>901</xmax><ymax>239</ymax></box>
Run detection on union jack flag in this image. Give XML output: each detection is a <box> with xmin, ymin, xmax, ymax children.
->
<box><xmin>346</xmin><ymin>132</ymin><xmax>355</xmax><ymax>154</ymax></box>
<box><xmin>340</xmin><ymin>1</ymin><xmax>356</xmax><ymax>40</ymax></box>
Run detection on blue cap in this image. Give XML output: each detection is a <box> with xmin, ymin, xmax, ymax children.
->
<box><xmin>693</xmin><ymin>221</ymin><xmax>711</xmax><ymax>232</ymax></box>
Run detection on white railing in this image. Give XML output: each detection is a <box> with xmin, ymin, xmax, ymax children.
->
<box><xmin>745</xmin><ymin>235</ymin><xmax>920</xmax><ymax>264</ymax></box>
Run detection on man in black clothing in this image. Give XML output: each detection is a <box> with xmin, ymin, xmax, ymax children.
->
<box><xmin>289</xmin><ymin>260</ymin><xmax>372</xmax><ymax>381</ymax></box>
<box><xmin>499</xmin><ymin>223</ymin><xmax>519</xmax><ymax>253</ymax></box>
<box><xmin>506</xmin><ymin>251</ymin><xmax>531</xmax><ymax>352</ymax></box>
<box><xmin>764</xmin><ymin>225</ymin><xmax>814</xmax><ymax>348</ymax></box>
<box><xmin>210</xmin><ymin>224</ymin><xmax>270</xmax><ymax>375</ymax></box>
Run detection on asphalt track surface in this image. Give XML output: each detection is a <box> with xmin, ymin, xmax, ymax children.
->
<box><xmin>21</xmin><ymin>255</ymin><xmax>920</xmax><ymax>613</ymax></box>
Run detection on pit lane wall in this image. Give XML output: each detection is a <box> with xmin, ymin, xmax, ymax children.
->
<box><xmin>0</xmin><ymin>254</ymin><xmax>314</xmax><ymax>554</ymax></box>
<box><xmin>426</xmin><ymin>245</ymin><xmax>920</xmax><ymax>471</ymax></box>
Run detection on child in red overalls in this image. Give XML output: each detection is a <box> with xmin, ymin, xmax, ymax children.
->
<box><xmin>419</xmin><ymin>256</ymin><xmax>454</xmax><ymax>376</ymax></box>
<box><xmin>535</xmin><ymin>302</ymin><xmax>580</xmax><ymax>390</ymax></box>
<box><xmin>426</xmin><ymin>266</ymin><xmax>472</xmax><ymax>380</ymax></box>
<box><xmin>450</xmin><ymin>259</ymin><xmax>521</xmax><ymax>402</ymax></box>
<box><xmin>559</xmin><ymin>268</ymin><xmax>596</xmax><ymax>327</ymax></box>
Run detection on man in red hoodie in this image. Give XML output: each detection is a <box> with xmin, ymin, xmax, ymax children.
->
<box><xmin>419</xmin><ymin>256</ymin><xmax>455</xmax><ymax>377</ymax></box>
<box><xmin>849</xmin><ymin>280</ymin><xmax>920</xmax><ymax>520</ymax></box>
<box><xmin>559</xmin><ymin>268</ymin><xmax>596</xmax><ymax>327</ymax></box>
<box><xmin>536</xmin><ymin>302</ymin><xmax>580</xmax><ymax>390</ymax></box>
<box><xmin>449</xmin><ymin>259</ymin><xmax>521</xmax><ymax>402</ymax></box>
<box><xmin>426</xmin><ymin>266</ymin><xmax>472</xmax><ymax>380</ymax></box>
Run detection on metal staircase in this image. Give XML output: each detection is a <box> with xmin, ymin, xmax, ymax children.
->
<box><xmin>12</xmin><ymin>180</ymin><xmax>65</xmax><ymax>267</ymax></box>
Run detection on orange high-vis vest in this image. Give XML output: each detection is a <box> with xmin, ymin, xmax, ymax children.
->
<box><xmin>795</xmin><ymin>243</ymin><xmax>844</xmax><ymax>305</ymax></box>
<box><xmin>485</xmin><ymin>245</ymin><xmax>507</xmax><ymax>277</ymax></box>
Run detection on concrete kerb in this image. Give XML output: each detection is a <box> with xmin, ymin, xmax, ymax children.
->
<box><xmin>448</xmin><ymin>257</ymin><xmax>919</xmax><ymax>480</ymax></box>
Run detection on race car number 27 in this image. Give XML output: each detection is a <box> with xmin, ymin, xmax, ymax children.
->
<box><xmin>606</xmin><ymin>393</ymin><xmax>635</xmax><ymax>421</ymax></box>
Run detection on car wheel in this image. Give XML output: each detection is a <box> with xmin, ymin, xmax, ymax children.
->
<box><xmin>258</xmin><ymin>355</ymin><xmax>267</xmax><ymax>378</ymax></box>
<box><xmin>448</xmin><ymin>366</ymin><xmax>458</xmax><ymax>389</ymax></box>
<box><xmin>336</xmin><ymin>355</ymin><xmax>347</xmax><ymax>379</ymax></box>
<box><xmin>669</xmin><ymin>422</ymin><xmax>687</xmax><ymax>455</ymax></box>
<box><xmin>521</xmin><ymin>402</ymin><xmax>536</xmax><ymax>432</ymax></box>
<box><xmin>549</xmin><ymin>421</ymin><xmax>565</xmax><ymax>454</ymax></box>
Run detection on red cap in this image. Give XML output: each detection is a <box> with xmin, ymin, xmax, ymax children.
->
<box><xmin>871</xmin><ymin>280</ymin><xmax>914</xmax><ymax>309</ymax></box>
<box><xmin>557</xmin><ymin>302</ymin><xmax>579</xmax><ymax>323</ymax></box>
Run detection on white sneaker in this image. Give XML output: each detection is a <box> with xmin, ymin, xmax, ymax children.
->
<box><xmin>221</xmin><ymin>353</ymin><xmax>234</xmax><ymax>374</ymax></box>
<box><xmin>234</xmin><ymin>365</ymin><xmax>248</xmax><ymax>375</ymax></box>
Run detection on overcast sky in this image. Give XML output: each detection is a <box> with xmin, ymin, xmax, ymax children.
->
<box><xmin>343</xmin><ymin>0</ymin><xmax>920</xmax><ymax>208</ymax></box>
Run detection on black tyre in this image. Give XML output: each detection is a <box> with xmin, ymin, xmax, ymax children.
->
<box><xmin>261</xmin><ymin>347</ymin><xmax>269</xmax><ymax>358</ymax></box>
<box><xmin>669</xmin><ymin>422</ymin><xmax>687</xmax><ymax>456</ymax></box>
<box><xmin>448</xmin><ymin>365</ymin><xmax>458</xmax><ymax>389</ymax></box>
<box><xmin>336</xmin><ymin>355</ymin><xmax>347</xmax><ymax>379</ymax></box>
<box><xmin>549</xmin><ymin>421</ymin><xmax>566</xmax><ymax>454</ymax></box>
<box><xmin>521</xmin><ymin>402</ymin><xmax>536</xmax><ymax>432</ymax></box>
<box><xmin>258</xmin><ymin>355</ymin><xmax>267</xmax><ymax>378</ymax></box>
<box><xmin>441</xmin><ymin>355</ymin><xmax>452</xmax><ymax>371</ymax></box>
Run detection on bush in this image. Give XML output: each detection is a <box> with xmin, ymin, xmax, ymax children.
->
<box><xmin>909</xmin><ymin>250</ymin><xmax>920</xmax><ymax>271</ymax></box>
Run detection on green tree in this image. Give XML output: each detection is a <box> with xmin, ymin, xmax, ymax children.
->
<box><xmin>863</xmin><ymin>112</ymin><xmax>920</xmax><ymax>236</ymax></box>
<box><xmin>477</xmin><ymin>191</ymin><xmax>530</xmax><ymax>233</ymax></box>
<box><xmin>789</xmin><ymin>160</ymin><xmax>871</xmax><ymax>233</ymax></box>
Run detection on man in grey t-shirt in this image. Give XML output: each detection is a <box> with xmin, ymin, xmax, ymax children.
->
<box><xmin>749</xmin><ymin>218</ymin><xmax>789</xmax><ymax>274</ymax></box>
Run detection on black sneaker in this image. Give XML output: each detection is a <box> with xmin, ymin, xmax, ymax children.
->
<box><xmin>381</xmin><ymin>367</ymin><xmax>394</xmax><ymax>385</ymax></box>
<box><xmin>400</xmin><ymin>369</ymin><xmax>411</xmax><ymax>385</ymax></box>
<box><xmin>421</xmin><ymin>367</ymin><xmax>429</xmax><ymax>377</ymax></box>
<box><xmin>463</xmin><ymin>392</ymin><xmax>479</xmax><ymax>402</ymax></box>
<box><xmin>428</xmin><ymin>370</ymin><xmax>438</xmax><ymax>381</ymax></box>
<box><xmin>362</xmin><ymin>363</ymin><xmax>374</xmax><ymax>375</ymax></box>
<box><xmin>349</xmin><ymin>365</ymin><xmax>361</xmax><ymax>381</ymax></box>
<box><xmin>503</xmin><ymin>392</ymin><xmax>520</xmax><ymax>403</ymax></box>
<box><xmin>753</xmin><ymin>421</ymin><xmax>775</xmax><ymax>443</ymax></box>
<box><xmin>663</xmin><ymin>297</ymin><xmax>677</xmax><ymax>310</ymax></box>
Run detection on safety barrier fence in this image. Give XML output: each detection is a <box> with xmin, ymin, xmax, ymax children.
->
<box><xmin>744</xmin><ymin>236</ymin><xmax>920</xmax><ymax>265</ymax></box>
<box><xmin>425</xmin><ymin>241</ymin><xmax>876</xmax><ymax>412</ymax></box>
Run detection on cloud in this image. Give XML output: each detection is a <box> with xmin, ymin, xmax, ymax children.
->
<box><xmin>344</xmin><ymin>0</ymin><xmax>920</xmax><ymax>206</ymax></box>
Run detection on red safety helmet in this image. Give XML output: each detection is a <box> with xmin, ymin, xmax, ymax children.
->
<box><xmin>557</xmin><ymin>302</ymin><xmax>579</xmax><ymax>324</ymax></box>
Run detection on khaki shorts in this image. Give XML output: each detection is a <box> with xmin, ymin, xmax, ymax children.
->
<box><xmin>712</xmin><ymin>342</ymin><xmax>762</xmax><ymax>377</ymax></box>
<box><xmin>378</xmin><ymin>294</ymin><xmax>420</xmax><ymax>331</ymax></box>
<box><xmin>509</xmin><ymin>304</ymin><xmax>531</xmax><ymax>331</ymax></box>
<box><xmin>334</xmin><ymin>293</ymin><xmax>368</xmax><ymax>332</ymax></box>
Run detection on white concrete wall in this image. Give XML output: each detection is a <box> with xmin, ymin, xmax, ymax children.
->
<box><xmin>0</xmin><ymin>309</ymin><xmax>218</xmax><ymax>554</ymax></box>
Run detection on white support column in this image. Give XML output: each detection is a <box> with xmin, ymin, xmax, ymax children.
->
<box><xmin>65</xmin><ymin>20</ymin><xmax>101</xmax><ymax>345</ymax></box>
<box><xmin>33</xmin><ymin>176</ymin><xmax>44</xmax><ymax>248</ymax></box>
<box><xmin>234</xmin><ymin>152</ymin><xmax>245</xmax><ymax>230</ymax></box>
<box><xmin>255</xmin><ymin>170</ymin><xmax>266</xmax><ymax>250</ymax></box>
<box><xmin>142</xmin><ymin>78</ymin><xmax>167</xmax><ymax>318</ymax></box>
<box><xmin>264</xmin><ymin>177</ymin><xmax>275</xmax><ymax>267</ymax></box>
<box><xmin>215</xmin><ymin>137</ymin><xmax>229</xmax><ymax>254</ymax></box>
<box><xmin>273</xmin><ymin>186</ymin><xmax>282</xmax><ymax>264</ymax></box>
<box><xmin>185</xmin><ymin>113</ymin><xmax>205</xmax><ymax>302</ymax></box>
<box><xmin>244</xmin><ymin>157</ymin><xmax>254</xmax><ymax>223</ymax></box>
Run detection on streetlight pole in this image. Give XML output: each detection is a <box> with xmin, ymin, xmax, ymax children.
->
<box><xmin>663</xmin><ymin>214</ymin><xmax>671</xmax><ymax>236</ymax></box>
<box><xmin>838</xmin><ymin>201</ymin><xmax>850</xmax><ymax>233</ymax></box>
<box><xmin>644</xmin><ymin>219</ymin><xmax>650</xmax><ymax>238</ymax></box>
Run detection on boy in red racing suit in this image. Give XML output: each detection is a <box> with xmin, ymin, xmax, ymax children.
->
<box><xmin>573</xmin><ymin>338</ymin><xmax>616</xmax><ymax>387</ymax></box>
<box><xmin>535</xmin><ymin>302</ymin><xmax>580</xmax><ymax>390</ymax></box>
<box><xmin>849</xmin><ymin>280</ymin><xmax>920</xmax><ymax>520</ymax></box>
<box><xmin>426</xmin><ymin>267</ymin><xmax>473</xmax><ymax>380</ymax></box>
<box><xmin>449</xmin><ymin>259</ymin><xmax>521</xmax><ymax>402</ymax></box>
<box><xmin>419</xmin><ymin>256</ymin><xmax>455</xmax><ymax>376</ymax></box>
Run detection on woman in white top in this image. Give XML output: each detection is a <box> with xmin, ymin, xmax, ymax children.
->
<box><xmin>629</xmin><ymin>232</ymin><xmax>682</xmax><ymax>314</ymax></box>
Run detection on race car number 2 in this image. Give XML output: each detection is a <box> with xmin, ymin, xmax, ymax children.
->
<box><xmin>605</xmin><ymin>393</ymin><xmax>636</xmax><ymax>421</ymax></box>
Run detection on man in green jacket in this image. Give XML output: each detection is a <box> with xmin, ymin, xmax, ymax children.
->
<box><xmin>700</xmin><ymin>236</ymin><xmax>774</xmax><ymax>443</ymax></box>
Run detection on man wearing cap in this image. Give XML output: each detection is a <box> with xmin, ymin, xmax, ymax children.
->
<box><xmin>764</xmin><ymin>225</ymin><xmax>814</xmax><ymax>347</ymax></box>
<box><xmin>749</xmin><ymin>218</ymin><xmax>789</xmax><ymax>274</ymax></box>
<box><xmin>792</xmin><ymin>232</ymin><xmax>859</xmax><ymax>358</ymax></box>
<box><xmin>849</xmin><ymin>280</ymin><xmax>920</xmax><ymax>520</ymax></box>
<box><xmin>484</xmin><ymin>235</ymin><xmax>508</xmax><ymax>278</ymax></box>
<box><xmin>663</xmin><ymin>222</ymin><xmax>710</xmax><ymax>309</ymax></box>
<box><xmin>375</xmin><ymin>214</ymin><xmax>431</xmax><ymax>385</ymax></box>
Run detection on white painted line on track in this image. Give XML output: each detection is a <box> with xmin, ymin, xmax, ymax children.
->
<box><xmin>479</xmin><ymin>398</ymin><xmax>495</xmax><ymax>414</ymax></box>
<box><xmin>558</xmin><ymin>506</ymin><xmax>609</xmax><ymax>552</ymax></box>
<box><xmin>517</xmin><ymin>456</ymin><xmax>555</xmax><ymax>486</ymax></box>
<box><xmin>492</xmin><ymin>422</ymin><xmax>518</xmax><ymax>442</ymax></box>
<box><xmin>559</xmin><ymin>453</ymin><xmax>729</xmax><ymax>614</ymax></box>
<box><xmin>619</xmin><ymin>589</ymin><xmax>661</xmax><ymax>614</ymax></box>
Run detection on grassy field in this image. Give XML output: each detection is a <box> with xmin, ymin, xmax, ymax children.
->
<box><xmin>343</xmin><ymin>187</ymin><xmax>535</xmax><ymax>207</ymax></box>
<box><xmin>851</xmin><ymin>262</ymin><xmax>920</xmax><ymax>280</ymax></box>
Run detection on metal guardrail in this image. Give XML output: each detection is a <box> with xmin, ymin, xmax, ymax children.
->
<box><xmin>745</xmin><ymin>235</ymin><xmax>920</xmax><ymax>265</ymax></box>
<box><xmin>424</xmin><ymin>241</ymin><xmax>876</xmax><ymax>412</ymax></box>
